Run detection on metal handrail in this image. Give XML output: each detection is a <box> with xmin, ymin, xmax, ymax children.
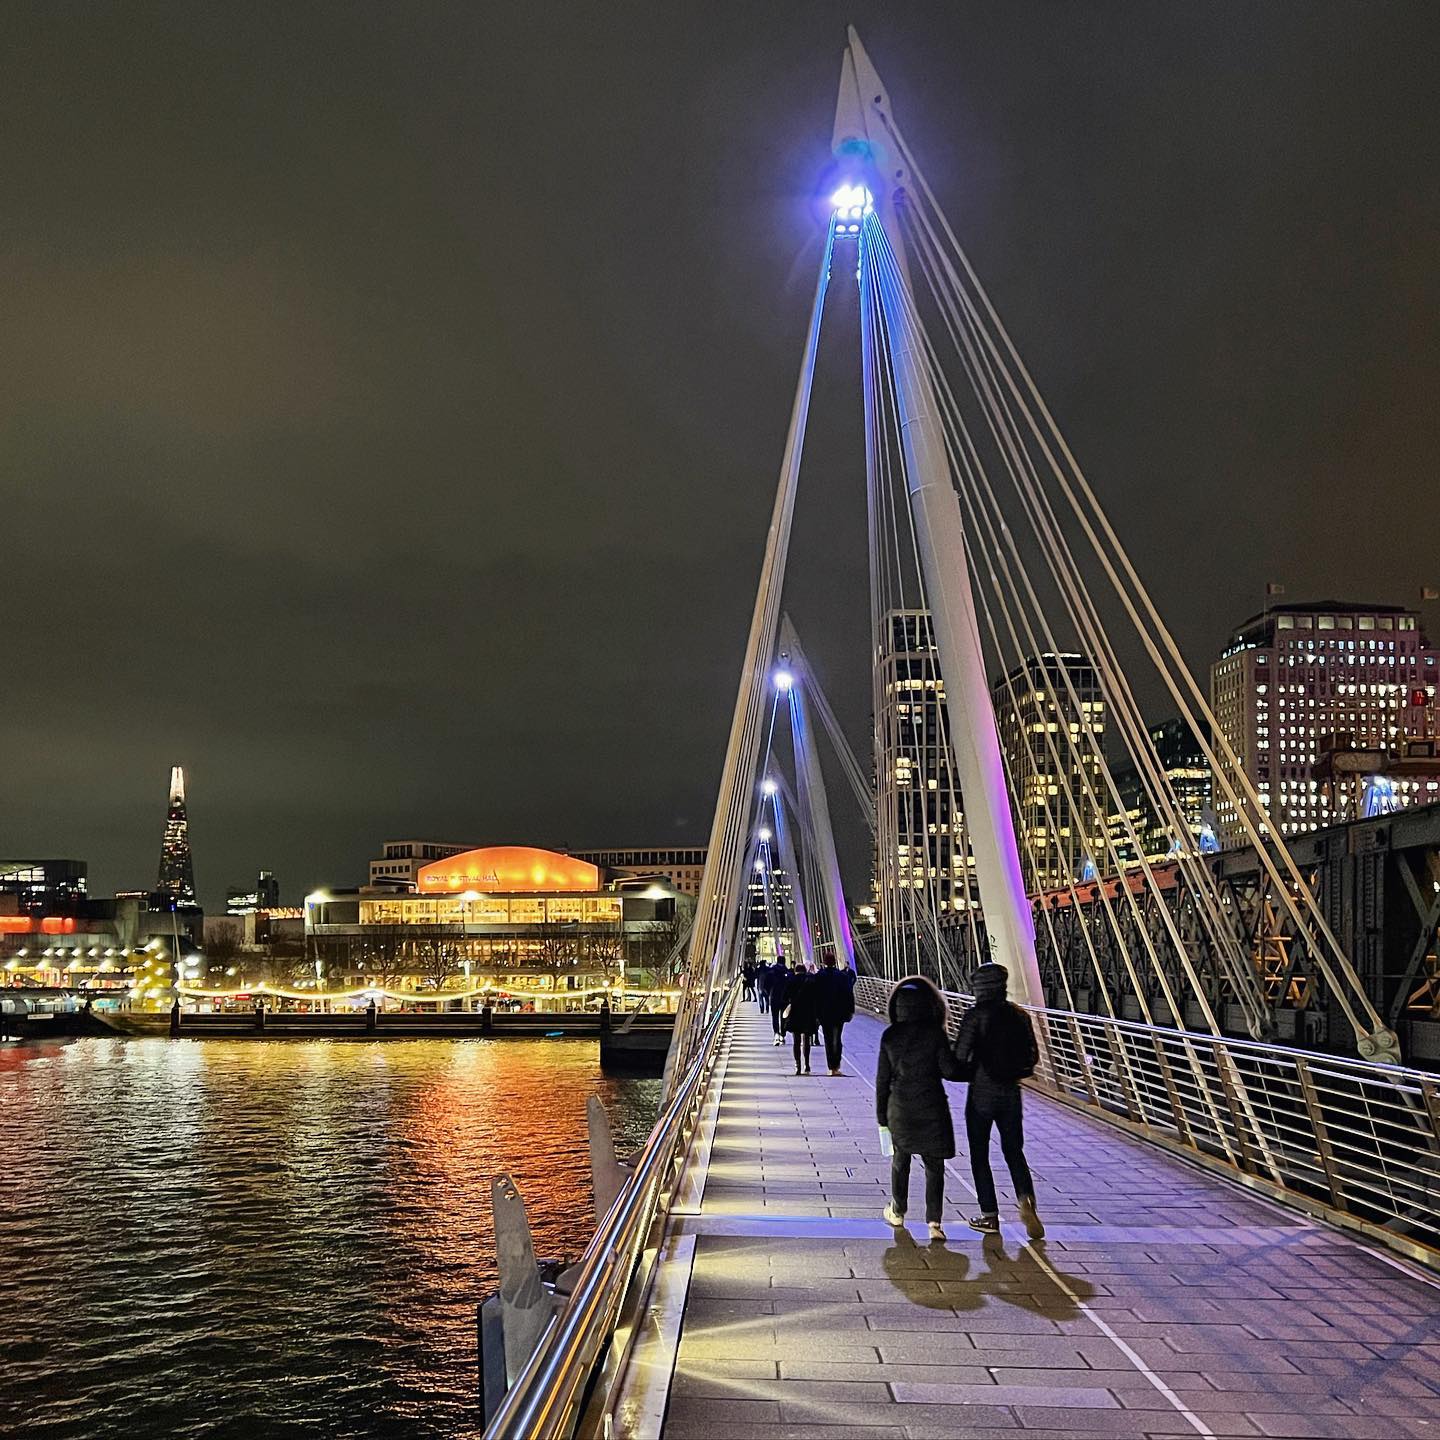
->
<box><xmin>483</xmin><ymin>985</ymin><xmax>735</xmax><ymax>1439</ymax></box>
<box><xmin>854</xmin><ymin>975</ymin><xmax>1439</xmax><ymax>1268</ymax></box>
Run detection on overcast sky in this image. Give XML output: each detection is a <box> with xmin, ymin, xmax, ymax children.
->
<box><xmin>3</xmin><ymin>2</ymin><xmax>1436</xmax><ymax>907</ymax></box>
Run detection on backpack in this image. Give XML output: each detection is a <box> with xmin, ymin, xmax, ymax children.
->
<box><xmin>976</xmin><ymin>1003</ymin><xmax>1037</xmax><ymax>1083</ymax></box>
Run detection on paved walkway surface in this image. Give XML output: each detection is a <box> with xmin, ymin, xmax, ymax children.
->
<box><xmin>657</xmin><ymin>1003</ymin><xmax>1440</xmax><ymax>1440</ymax></box>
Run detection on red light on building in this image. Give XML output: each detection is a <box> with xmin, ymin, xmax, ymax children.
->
<box><xmin>39</xmin><ymin>916</ymin><xmax>77</xmax><ymax>935</ymax></box>
<box><xmin>1410</xmin><ymin>688</ymin><xmax>1431</xmax><ymax>708</ymax></box>
<box><xmin>0</xmin><ymin>916</ymin><xmax>33</xmax><ymax>935</ymax></box>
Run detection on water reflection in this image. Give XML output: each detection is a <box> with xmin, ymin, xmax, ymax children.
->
<box><xmin>0</xmin><ymin>1036</ymin><xmax>659</xmax><ymax>1439</ymax></box>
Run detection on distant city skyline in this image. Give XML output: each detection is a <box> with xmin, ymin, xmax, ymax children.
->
<box><xmin>3</xmin><ymin>5</ymin><xmax>1436</xmax><ymax>907</ymax></box>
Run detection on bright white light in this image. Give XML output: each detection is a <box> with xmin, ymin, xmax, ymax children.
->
<box><xmin>761</xmin><ymin>777</ymin><xmax>778</xmax><ymax>797</ymax></box>
<box><xmin>754</xmin><ymin>860</ymin><xmax>766</xmax><ymax>873</ymax></box>
<box><xmin>305</xmin><ymin>890</ymin><xmax>329</xmax><ymax>907</ymax></box>
<box><xmin>758</xmin><ymin>827</ymin><xmax>772</xmax><ymax>842</ymax></box>
<box><xmin>773</xmin><ymin>669</ymin><xmax>794</xmax><ymax>692</ymax></box>
<box><xmin>830</xmin><ymin>183</ymin><xmax>873</xmax><ymax>217</ymax></box>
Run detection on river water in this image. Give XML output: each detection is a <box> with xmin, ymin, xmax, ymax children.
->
<box><xmin>0</xmin><ymin>1035</ymin><xmax>661</xmax><ymax>1439</ymax></box>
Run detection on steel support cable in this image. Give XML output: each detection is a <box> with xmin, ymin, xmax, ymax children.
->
<box><xmin>902</xmin><ymin>221</ymin><xmax>1260</xmax><ymax>1037</ymax></box>
<box><xmin>895</xmin><ymin>206</ymin><xmax>1264</xmax><ymax>1036</ymax></box>
<box><xmin>881</xmin><ymin>117</ymin><xmax>1388</xmax><ymax>1055</ymax></box>
<box><xmin>782</xmin><ymin>624</ymin><xmax>876</xmax><ymax>830</ymax></box>
<box><xmin>864</xmin><ymin>246</ymin><xmax>967</xmax><ymax>988</ymax></box>
<box><xmin>864</xmin><ymin>246</ymin><xmax>935</xmax><ymax>981</ymax></box>
<box><xmin>868</xmin><ymin>221</ymin><xmax>1180</xmax><ymax>1020</ymax></box>
<box><xmin>895</xmin><ymin>212</ymin><xmax>1266</xmax><ymax>1172</ymax></box>
<box><xmin>949</xmin><ymin>464</ymin><xmax>1126</xmax><ymax>1020</ymax></box>
<box><xmin>668</xmin><ymin>222</ymin><xmax>838</xmax><ymax>1087</ymax></box>
<box><xmin>903</xmin><ymin>208</ymin><xmax>1288</xmax><ymax>1044</ymax></box>
<box><xmin>903</xmin><ymin>205</ymin><xmax>1265</xmax><ymax>1032</ymax></box>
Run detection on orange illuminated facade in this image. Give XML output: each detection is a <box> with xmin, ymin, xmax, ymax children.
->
<box><xmin>0</xmin><ymin>915</ymin><xmax>78</xmax><ymax>935</ymax></box>
<box><xmin>415</xmin><ymin>846</ymin><xmax>600</xmax><ymax>895</ymax></box>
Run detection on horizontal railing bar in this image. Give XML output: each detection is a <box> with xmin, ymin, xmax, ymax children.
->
<box><xmin>483</xmin><ymin>986</ymin><xmax>735</xmax><ymax>1440</ymax></box>
<box><xmin>852</xmin><ymin>974</ymin><xmax>1439</xmax><ymax>1271</ymax></box>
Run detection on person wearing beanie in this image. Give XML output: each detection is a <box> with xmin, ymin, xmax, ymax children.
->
<box><xmin>954</xmin><ymin>962</ymin><xmax>1044</xmax><ymax>1238</ymax></box>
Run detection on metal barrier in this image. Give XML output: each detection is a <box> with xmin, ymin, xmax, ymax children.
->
<box><xmin>482</xmin><ymin>986</ymin><xmax>735</xmax><ymax>1439</ymax></box>
<box><xmin>855</xmin><ymin>974</ymin><xmax>1440</xmax><ymax>1267</ymax></box>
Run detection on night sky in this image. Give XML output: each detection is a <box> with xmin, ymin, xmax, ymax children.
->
<box><xmin>4</xmin><ymin>2</ymin><xmax>1436</xmax><ymax>908</ymax></box>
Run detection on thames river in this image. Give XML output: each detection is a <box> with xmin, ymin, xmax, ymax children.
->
<box><xmin>0</xmin><ymin>1035</ymin><xmax>661</xmax><ymax>1439</ymax></box>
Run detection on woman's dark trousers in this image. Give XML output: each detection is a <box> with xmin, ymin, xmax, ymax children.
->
<box><xmin>891</xmin><ymin>1152</ymin><xmax>946</xmax><ymax>1223</ymax></box>
<box><xmin>821</xmin><ymin>1021</ymin><xmax>845</xmax><ymax>1070</ymax></box>
<box><xmin>965</xmin><ymin>1088</ymin><xmax>1034</xmax><ymax>1215</ymax></box>
<box><xmin>791</xmin><ymin>1031</ymin><xmax>812</xmax><ymax>1071</ymax></box>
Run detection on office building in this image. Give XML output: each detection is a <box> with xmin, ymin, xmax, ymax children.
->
<box><xmin>569</xmin><ymin>847</ymin><xmax>707</xmax><ymax>896</ymax></box>
<box><xmin>367</xmin><ymin>840</ymin><xmax>472</xmax><ymax>888</ymax></box>
<box><xmin>226</xmin><ymin>870</ymin><xmax>281</xmax><ymax>914</ymax></box>
<box><xmin>0</xmin><ymin>859</ymin><xmax>88</xmax><ymax>916</ymax></box>
<box><xmin>1107</xmin><ymin>719</ymin><xmax>1215</xmax><ymax>864</ymax></box>
<box><xmin>992</xmin><ymin>652</ymin><xmax>1107</xmax><ymax>892</ymax></box>
<box><xmin>1210</xmin><ymin>601</ymin><xmax>1439</xmax><ymax>842</ymax></box>
<box><xmin>874</xmin><ymin>610</ymin><xmax>975</xmax><ymax>931</ymax></box>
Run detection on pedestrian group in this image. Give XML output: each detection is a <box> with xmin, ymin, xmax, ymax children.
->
<box><xmin>741</xmin><ymin>955</ymin><xmax>1043</xmax><ymax>1243</ymax></box>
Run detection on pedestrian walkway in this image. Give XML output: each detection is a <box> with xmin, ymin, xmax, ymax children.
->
<box><xmin>645</xmin><ymin>1003</ymin><xmax>1440</xmax><ymax>1439</ymax></box>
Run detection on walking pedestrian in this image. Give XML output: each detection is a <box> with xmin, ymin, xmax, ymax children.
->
<box><xmin>954</xmin><ymin>962</ymin><xmax>1044</xmax><ymax>1239</ymax></box>
<box><xmin>762</xmin><ymin>958</ymin><xmax>789</xmax><ymax>1042</ymax></box>
<box><xmin>755</xmin><ymin>959</ymin><xmax>771</xmax><ymax>1013</ymax></box>
<box><xmin>741</xmin><ymin>961</ymin><xmax>757</xmax><ymax>1001</ymax></box>
<box><xmin>811</xmin><ymin>955</ymin><xmax>856</xmax><ymax>1075</ymax></box>
<box><xmin>876</xmin><ymin>975</ymin><xmax>965</xmax><ymax>1241</ymax></box>
<box><xmin>782</xmin><ymin>963</ymin><xmax>819</xmax><ymax>1075</ymax></box>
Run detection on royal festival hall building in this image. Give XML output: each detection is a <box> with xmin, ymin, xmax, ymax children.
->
<box><xmin>299</xmin><ymin>846</ymin><xmax>690</xmax><ymax>1010</ymax></box>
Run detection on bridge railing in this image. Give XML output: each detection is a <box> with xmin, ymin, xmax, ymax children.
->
<box><xmin>854</xmin><ymin>975</ymin><xmax>1440</xmax><ymax>1267</ymax></box>
<box><xmin>482</xmin><ymin>984</ymin><xmax>735</xmax><ymax>1440</ymax></box>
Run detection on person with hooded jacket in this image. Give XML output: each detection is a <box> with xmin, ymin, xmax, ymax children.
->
<box><xmin>953</xmin><ymin>961</ymin><xmax>1044</xmax><ymax>1238</ymax></box>
<box><xmin>875</xmin><ymin>975</ymin><xmax>966</xmax><ymax>1240</ymax></box>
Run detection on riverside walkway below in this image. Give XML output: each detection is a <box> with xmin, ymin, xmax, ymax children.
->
<box><xmin>624</xmin><ymin>1002</ymin><xmax>1440</xmax><ymax>1440</ymax></box>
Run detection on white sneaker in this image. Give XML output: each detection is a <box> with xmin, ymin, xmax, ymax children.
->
<box><xmin>928</xmin><ymin>1222</ymin><xmax>947</xmax><ymax>1242</ymax></box>
<box><xmin>772</xmin><ymin>1036</ymin><xmax>782</xmax><ymax>1046</ymax></box>
<box><xmin>882</xmin><ymin>1204</ymin><xmax>905</xmax><ymax>1227</ymax></box>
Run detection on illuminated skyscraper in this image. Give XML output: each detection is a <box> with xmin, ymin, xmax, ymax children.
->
<box><xmin>1211</xmin><ymin>601</ymin><xmax>1438</xmax><ymax>842</ymax></box>
<box><xmin>156</xmin><ymin>765</ymin><xmax>197</xmax><ymax>906</ymax></box>
<box><xmin>874</xmin><ymin>610</ymin><xmax>974</xmax><ymax>927</ymax></box>
<box><xmin>992</xmin><ymin>653</ymin><xmax>1107</xmax><ymax>893</ymax></box>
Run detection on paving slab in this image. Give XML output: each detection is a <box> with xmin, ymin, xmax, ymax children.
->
<box><xmin>644</xmin><ymin>1004</ymin><xmax>1440</xmax><ymax>1438</ymax></box>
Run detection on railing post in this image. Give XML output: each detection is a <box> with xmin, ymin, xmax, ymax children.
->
<box><xmin>1294</xmin><ymin>1055</ymin><xmax>1343</xmax><ymax>1210</ymax></box>
<box><xmin>1213</xmin><ymin>1048</ymin><xmax>1258</xmax><ymax>1175</ymax></box>
<box><xmin>1102</xmin><ymin>1025</ymin><xmax>1144</xmax><ymax>1125</ymax></box>
<box><xmin>1065</xmin><ymin>1016</ymin><xmax>1100</xmax><ymax>1106</ymax></box>
<box><xmin>1149</xmin><ymin>1034</ymin><xmax>1195</xmax><ymax>1148</ymax></box>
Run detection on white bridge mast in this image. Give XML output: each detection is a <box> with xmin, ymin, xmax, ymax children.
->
<box><xmin>837</xmin><ymin>31</ymin><xmax>1044</xmax><ymax>1005</ymax></box>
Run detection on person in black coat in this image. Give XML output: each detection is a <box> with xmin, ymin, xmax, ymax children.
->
<box><xmin>781</xmin><ymin>963</ymin><xmax>820</xmax><ymax>1075</ymax></box>
<box><xmin>754</xmin><ymin>960</ymin><xmax>771</xmax><ymax>1013</ymax></box>
<box><xmin>811</xmin><ymin>956</ymin><xmax>857</xmax><ymax>1075</ymax></box>
<box><xmin>954</xmin><ymin>962</ymin><xmax>1043</xmax><ymax>1238</ymax></box>
<box><xmin>761</xmin><ymin>958</ymin><xmax>789</xmax><ymax>1041</ymax></box>
<box><xmin>876</xmin><ymin>974</ymin><xmax>965</xmax><ymax>1240</ymax></box>
<box><xmin>741</xmin><ymin>960</ymin><xmax>757</xmax><ymax>1001</ymax></box>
